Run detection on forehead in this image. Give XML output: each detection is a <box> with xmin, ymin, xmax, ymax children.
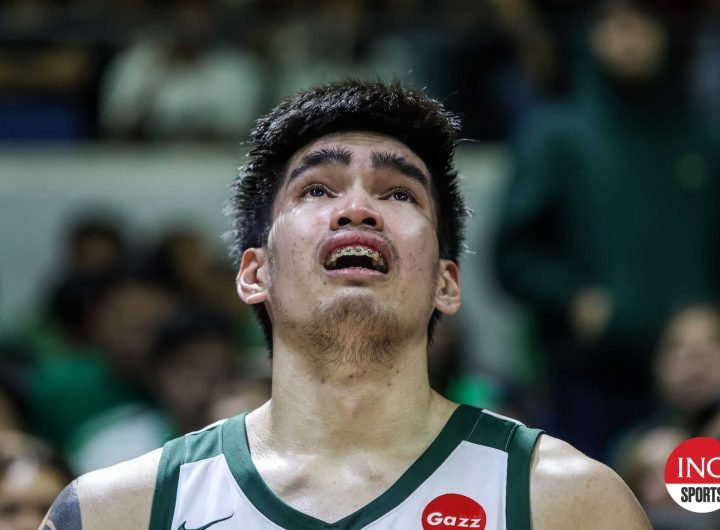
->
<box><xmin>284</xmin><ymin>131</ymin><xmax>430</xmax><ymax>177</ymax></box>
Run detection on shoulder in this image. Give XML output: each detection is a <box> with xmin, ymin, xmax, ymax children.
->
<box><xmin>529</xmin><ymin>434</ymin><xmax>651</xmax><ymax>530</ymax></box>
<box><xmin>42</xmin><ymin>448</ymin><xmax>162</xmax><ymax>530</ymax></box>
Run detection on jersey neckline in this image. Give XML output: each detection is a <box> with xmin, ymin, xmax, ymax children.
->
<box><xmin>221</xmin><ymin>404</ymin><xmax>479</xmax><ymax>529</ymax></box>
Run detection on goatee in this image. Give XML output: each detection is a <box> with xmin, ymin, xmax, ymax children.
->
<box><xmin>282</xmin><ymin>295</ymin><xmax>414</xmax><ymax>370</ymax></box>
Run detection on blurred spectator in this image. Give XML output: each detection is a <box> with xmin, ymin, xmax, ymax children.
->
<box><xmin>43</xmin><ymin>272</ymin><xmax>114</xmax><ymax>353</ymax></box>
<box><xmin>61</xmin><ymin>214</ymin><xmax>128</xmax><ymax>276</ymax></box>
<box><xmin>621</xmin><ymin>426</ymin><xmax>685</xmax><ymax>520</ymax></box>
<box><xmin>0</xmin><ymin>213</ymin><xmax>128</xmax><ymax>369</ymax></box>
<box><xmin>610</xmin><ymin>304</ymin><xmax>720</xmax><ymax>524</ymax></box>
<box><xmin>494</xmin><ymin>0</ymin><xmax>720</xmax><ymax>459</ymax></box>
<box><xmin>141</xmin><ymin>227</ymin><xmax>213</xmax><ymax>304</ymax></box>
<box><xmin>200</xmin><ymin>261</ymin><xmax>267</xmax><ymax>356</ymax></box>
<box><xmin>27</xmin><ymin>273</ymin><xmax>176</xmax><ymax>450</ymax></box>
<box><xmin>0</xmin><ymin>432</ymin><xmax>71</xmax><ymax>530</ymax></box>
<box><xmin>149</xmin><ymin>307</ymin><xmax>236</xmax><ymax>435</ymax></box>
<box><xmin>490</xmin><ymin>0</ymin><xmax>568</xmax><ymax>94</ymax></box>
<box><xmin>492</xmin><ymin>0</ymin><xmax>700</xmax><ymax>95</ymax></box>
<box><xmin>89</xmin><ymin>275</ymin><xmax>176</xmax><ymax>383</ymax></box>
<box><xmin>418</xmin><ymin>1</ymin><xmax>544</xmax><ymax>140</ymax></box>
<box><xmin>650</xmin><ymin>304</ymin><xmax>720</xmax><ymax>456</ymax></box>
<box><xmin>65</xmin><ymin>306</ymin><xmax>250</xmax><ymax>474</ymax></box>
<box><xmin>655</xmin><ymin>305</ymin><xmax>720</xmax><ymax>419</ymax></box>
<box><xmin>141</xmin><ymin>227</ymin><xmax>267</xmax><ymax>357</ymax></box>
<box><xmin>99</xmin><ymin>4</ymin><xmax>263</xmax><ymax>141</ymax></box>
<box><xmin>0</xmin><ymin>0</ymin><xmax>98</xmax><ymax>140</ymax></box>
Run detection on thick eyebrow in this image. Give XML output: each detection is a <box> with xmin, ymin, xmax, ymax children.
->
<box><xmin>370</xmin><ymin>151</ymin><xmax>430</xmax><ymax>190</ymax></box>
<box><xmin>287</xmin><ymin>147</ymin><xmax>353</xmax><ymax>184</ymax></box>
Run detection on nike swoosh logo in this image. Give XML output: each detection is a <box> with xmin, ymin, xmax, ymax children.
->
<box><xmin>178</xmin><ymin>513</ymin><xmax>234</xmax><ymax>530</ymax></box>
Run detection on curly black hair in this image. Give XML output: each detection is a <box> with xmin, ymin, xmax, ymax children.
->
<box><xmin>227</xmin><ymin>80</ymin><xmax>466</xmax><ymax>349</ymax></box>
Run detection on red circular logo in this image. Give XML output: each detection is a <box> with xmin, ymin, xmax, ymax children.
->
<box><xmin>421</xmin><ymin>493</ymin><xmax>487</xmax><ymax>530</ymax></box>
<box><xmin>665</xmin><ymin>437</ymin><xmax>720</xmax><ymax>513</ymax></box>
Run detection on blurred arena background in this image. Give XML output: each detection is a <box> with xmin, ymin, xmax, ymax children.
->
<box><xmin>2</xmin><ymin>1</ymin><xmax>720</xmax><ymax>528</ymax></box>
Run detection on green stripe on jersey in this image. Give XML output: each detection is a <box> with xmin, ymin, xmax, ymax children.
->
<box><xmin>149</xmin><ymin>422</ymin><xmax>226</xmax><ymax>530</ymax></box>
<box><xmin>221</xmin><ymin>406</ymin><xmax>480</xmax><ymax>529</ymax></box>
<box><xmin>506</xmin><ymin>425</ymin><xmax>543</xmax><ymax>530</ymax></box>
<box><xmin>149</xmin><ymin>406</ymin><xmax>542</xmax><ymax>530</ymax></box>
<box><xmin>149</xmin><ymin>436</ymin><xmax>184</xmax><ymax>530</ymax></box>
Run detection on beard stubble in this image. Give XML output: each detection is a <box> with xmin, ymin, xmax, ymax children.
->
<box><xmin>275</xmin><ymin>291</ymin><xmax>424</xmax><ymax>371</ymax></box>
<box><xmin>267</xmin><ymin>229</ymin><xmax>439</xmax><ymax>371</ymax></box>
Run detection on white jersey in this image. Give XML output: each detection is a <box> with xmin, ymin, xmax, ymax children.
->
<box><xmin>149</xmin><ymin>405</ymin><xmax>541</xmax><ymax>530</ymax></box>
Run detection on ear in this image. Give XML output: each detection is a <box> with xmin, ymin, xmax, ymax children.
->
<box><xmin>237</xmin><ymin>247</ymin><xmax>270</xmax><ymax>305</ymax></box>
<box><xmin>434</xmin><ymin>259</ymin><xmax>461</xmax><ymax>315</ymax></box>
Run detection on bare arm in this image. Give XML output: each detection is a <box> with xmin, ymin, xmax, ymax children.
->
<box><xmin>531</xmin><ymin>435</ymin><xmax>651</xmax><ymax>530</ymax></box>
<box><xmin>39</xmin><ymin>449</ymin><xmax>161</xmax><ymax>530</ymax></box>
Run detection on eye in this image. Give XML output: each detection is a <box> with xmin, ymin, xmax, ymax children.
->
<box><xmin>386</xmin><ymin>187</ymin><xmax>415</xmax><ymax>202</ymax></box>
<box><xmin>301</xmin><ymin>183</ymin><xmax>329</xmax><ymax>198</ymax></box>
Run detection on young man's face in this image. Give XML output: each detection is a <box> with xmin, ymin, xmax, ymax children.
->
<box><xmin>238</xmin><ymin>131</ymin><xmax>461</xmax><ymax>357</ymax></box>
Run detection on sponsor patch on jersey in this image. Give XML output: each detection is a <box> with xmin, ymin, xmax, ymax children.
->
<box><xmin>421</xmin><ymin>493</ymin><xmax>487</xmax><ymax>529</ymax></box>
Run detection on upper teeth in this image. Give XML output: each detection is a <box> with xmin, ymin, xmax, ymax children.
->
<box><xmin>325</xmin><ymin>246</ymin><xmax>386</xmax><ymax>270</ymax></box>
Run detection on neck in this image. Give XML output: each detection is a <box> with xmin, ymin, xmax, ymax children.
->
<box><xmin>248</xmin><ymin>333</ymin><xmax>456</xmax><ymax>456</ymax></box>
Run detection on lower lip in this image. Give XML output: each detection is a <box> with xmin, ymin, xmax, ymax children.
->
<box><xmin>323</xmin><ymin>267</ymin><xmax>387</xmax><ymax>280</ymax></box>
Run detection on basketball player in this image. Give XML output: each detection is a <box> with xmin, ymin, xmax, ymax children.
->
<box><xmin>42</xmin><ymin>81</ymin><xmax>650</xmax><ymax>529</ymax></box>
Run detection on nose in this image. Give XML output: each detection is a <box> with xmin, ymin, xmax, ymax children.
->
<box><xmin>330</xmin><ymin>193</ymin><xmax>384</xmax><ymax>231</ymax></box>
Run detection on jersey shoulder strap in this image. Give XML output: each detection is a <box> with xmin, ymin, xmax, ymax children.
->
<box><xmin>466</xmin><ymin>408</ymin><xmax>543</xmax><ymax>530</ymax></box>
<box><xmin>148</xmin><ymin>419</ymin><xmax>229</xmax><ymax>530</ymax></box>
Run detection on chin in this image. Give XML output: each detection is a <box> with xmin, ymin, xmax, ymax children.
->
<box><xmin>322</xmin><ymin>289</ymin><xmax>383</xmax><ymax>312</ymax></box>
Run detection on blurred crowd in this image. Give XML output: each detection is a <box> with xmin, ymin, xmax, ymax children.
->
<box><xmin>3</xmin><ymin>0</ymin><xmax>720</xmax><ymax>528</ymax></box>
<box><xmin>2</xmin><ymin>0</ymin><xmax>715</xmax><ymax>143</ymax></box>
<box><xmin>0</xmin><ymin>215</ymin><xmax>272</xmax><ymax>529</ymax></box>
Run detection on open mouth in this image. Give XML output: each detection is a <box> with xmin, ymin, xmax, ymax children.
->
<box><xmin>324</xmin><ymin>246</ymin><xmax>388</xmax><ymax>273</ymax></box>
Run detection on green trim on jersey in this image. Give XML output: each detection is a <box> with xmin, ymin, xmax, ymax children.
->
<box><xmin>149</xmin><ymin>406</ymin><xmax>542</xmax><ymax>530</ymax></box>
<box><xmin>464</xmin><ymin>410</ymin><xmax>543</xmax><ymax>530</ymax></box>
<box><xmin>506</xmin><ymin>423</ymin><xmax>542</xmax><ymax>530</ymax></box>
<box><xmin>466</xmin><ymin>410</ymin><xmax>518</xmax><ymax>451</ymax></box>
<box><xmin>150</xmin><ymin>422</ymin><xmax>226</xmax><ymax>530</ymax></box>
<box><xmin>221</xmin><ymin>406</ymin><xmax>479</xmax><ymax>530</ymax></box>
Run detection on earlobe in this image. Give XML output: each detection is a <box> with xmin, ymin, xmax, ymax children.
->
<box><xmin>435</xmin><ymin>260</ymin><xmax>461</xmax><ymax>315</ymax></box>
<box><xmin>237</xmin><ymin>248</ymin><xmax>270</xmax><ymax>305</ymax></box>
